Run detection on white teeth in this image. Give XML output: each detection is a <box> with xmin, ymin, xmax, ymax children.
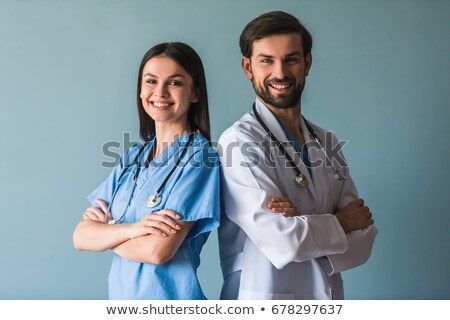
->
<box><xmin>271</xmin><ymin>84</ymin><xmax>290</xmax><ymax>89</ymax></box>
<box><xmin>153</xmin><ymin>102</ymin><xmax>170</xmax><ymax>107</ymax></box>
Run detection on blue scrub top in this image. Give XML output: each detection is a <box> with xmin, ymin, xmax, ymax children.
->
<box><xmin>281</xmin><ymin>124</ymin><xmax>313</xmax><ymax>179</ymax></box>
<box><xmin>87</xmin><ymin>133</ymin><xmax>221</xmax><ymax>299</ymax></box>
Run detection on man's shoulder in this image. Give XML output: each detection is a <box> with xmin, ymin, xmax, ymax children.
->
<box><xmin>306</xmin><ymin>118</ymin><xmax>326</xmax><ymax>135</ymax></box>
<box><xmin>219</xmin><ymin>112</ymin><xmax>265</xmax><ymax>144</ymax></box>
<box><xmin>304</xmin><ymin>118</ymin><xmax>341</xmax><ymax>140</ymax></box>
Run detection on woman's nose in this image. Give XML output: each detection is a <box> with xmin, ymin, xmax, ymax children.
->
<box><xmin>154</xmin><ymin>84</ymin><xmax>169</xmax><ymax>98</ymax></box>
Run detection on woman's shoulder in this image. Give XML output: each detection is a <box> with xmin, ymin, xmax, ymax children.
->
<box><xmin>121</xmin><ymin>140</ymin><xmax>152</xmax><ymax>165</ymax></box>
<box><xmin>188</xmin><ymin>132</ymin><xmax>219</xmax><ymax>167</ymax></box>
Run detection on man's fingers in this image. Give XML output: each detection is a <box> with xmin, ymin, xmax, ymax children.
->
<box><xmin>282</xmin><ymin>208</ymin><xmax>301</xmax><ymax>217</ymax></box>
<box><xmin>268</xmin><ymin>201</ymin><xmax>293</xmax><ymax>209</ymax></box>
<box><xmin>271</xmin><ymin>207</ymin><xmax>301</xmax><ymax>216</ymax></box>
<box><xmin>270</xmin><ymin>197</ymin><xmax>290</xmax><ymax>203</ymax></box>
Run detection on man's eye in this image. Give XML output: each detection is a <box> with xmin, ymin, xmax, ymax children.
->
<box><xmin>286</xmin><ymin>58</ymin><xmax>299</xmax><ymax>64</ymax></box>
<box><xmin>261</xmin><ymin>59</ymin><xmax>272</xmax><ymax>64</ymax></box>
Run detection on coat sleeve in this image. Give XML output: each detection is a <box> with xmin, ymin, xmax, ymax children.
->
<box><xmin>321</xmin><ymin>165</ymin><xmax>378</xmax><ymax>275</ymax></box>
<box><xmin>219</xmin><ymin>129</ymin><xmax>349</xmax><ymax>269</ymax></box>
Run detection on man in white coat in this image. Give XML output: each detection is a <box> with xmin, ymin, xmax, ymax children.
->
<box><xmin>218</xmin><ymin>11</ymin><xmax>378</xmax><ymax>300</ymax></box>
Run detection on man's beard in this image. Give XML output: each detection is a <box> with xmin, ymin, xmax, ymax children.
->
<box><xmin>252</xmin><ymin>77</ymin><xmax>303</xmax><ymax>109</ymax></box>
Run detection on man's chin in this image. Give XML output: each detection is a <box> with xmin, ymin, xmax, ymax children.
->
<box><xmin>261</xmin><ymin>96</ymin><xmax>299</xmax><ymax>109</ymax></box>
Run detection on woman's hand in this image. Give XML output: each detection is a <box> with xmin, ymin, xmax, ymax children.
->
<box><xmin>267</xmin><ymin>196</ymin><xmax>301</xmax><ymax>217</ymax></box>
<box><xmin>82</xmin><ymin>199</ymin><xmax>182</xmax><ymax>238</ymax></box>
<box><xmin>82</xmin><ymin>198</ymin><xmax>112</xmax><ymax>223</ymax></box>
<box><xmin>126</xmin><ymin>209</ymin><xmax>182</xmax><ymax>239</ymax></box>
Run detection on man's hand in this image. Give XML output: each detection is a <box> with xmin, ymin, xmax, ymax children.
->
<box><xmin>335</xmin><ymin>199</ymin><xmax>374</xmax><ymax>232</ymax></box>
<box><xmin>268</xmin><ymin>196</ymin><xmax>301</xmax><ymax>217</ymax></box>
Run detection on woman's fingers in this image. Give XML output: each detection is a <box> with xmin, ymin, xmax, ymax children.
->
<box><xmin>143</xmin><ymin>214</ymin><xmax>181</xmax><ymax>234</ymax></box>
<box><xmin>155</xmin><ymin>209</ymin><xmax>182</xmax><ymax>220</ymax></box>
<box><xmin>83</xmin><ymin>211</ymin><xmax>99</xmax><ymax>220</ymax></box>
<box><xmin>85</xmin><ymin>206</ymin><xmax>106</xmax><ymax>221</ymax></box>
<box><xmin>146</xmin><ymin>227</ymin><xmax>168</xmax><ymax>237</ymax></box>
<box><xmin>95</xmin><ymin>198</ymin><xmax>112</xmax><ymax>216</ymax></box>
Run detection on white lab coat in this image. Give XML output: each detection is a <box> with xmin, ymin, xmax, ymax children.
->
<box><xmin>218</xmin><ymin>98</ymin><xmax>378</xmax><ymax>300</ymax></box>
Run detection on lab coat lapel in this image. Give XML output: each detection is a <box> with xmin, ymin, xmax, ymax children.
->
<box><xmin>253</xmin><ymin>99</ymin><xmax>317</xmax><ymax>202</ymax></box>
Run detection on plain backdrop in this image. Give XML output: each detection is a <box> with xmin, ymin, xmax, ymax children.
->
<box><xmin>1</xmin><ymin>0</ymin><xmax>449</xmax><ymax>299</ymax></box>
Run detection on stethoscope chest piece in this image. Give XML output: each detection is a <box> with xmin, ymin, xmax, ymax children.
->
<box><xmin>294</xmin><ymin>173</ymin><xmax>309</xmax><ymax>188</ymax></box>
<box><xmin>146</xmin><ymin>193</ymin><xmax>162</xmax><ymax>208</ymax></box>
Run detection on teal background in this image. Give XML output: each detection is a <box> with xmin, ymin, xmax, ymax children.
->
<box><xmin>1</xmin><ymin>0</ymin><xmax>449</xmax><ymax>299</ymax></box>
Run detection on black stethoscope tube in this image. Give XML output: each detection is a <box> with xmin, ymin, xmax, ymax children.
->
<box><xmin>105</xmin><ymin>132</ymin><xmax>195</xmax><ymax>224</ymax></box>
<box><xmin>252</xmin><ymin>103</ymin><xmax>346</xmax><ymax>187</ymax></box>
<box><xmin>252</xmin><ymin>103</ymin><xmax>310</xmax><ymax>187</ymax></box>
<box><xmin>252</xmin><ymin>104</ymin><xmax>305</xmax><ymax>181</ymax></box>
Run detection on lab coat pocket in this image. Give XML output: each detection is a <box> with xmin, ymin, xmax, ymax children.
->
<box><xmin>327</xmin><ymin>173</ymin><xmax>343</xmax><ymax>209</ymax></box>
<box><xmin>238</xmin><ymin>289</ymin><xmax>295</xmax><ymax>300</ymax></box>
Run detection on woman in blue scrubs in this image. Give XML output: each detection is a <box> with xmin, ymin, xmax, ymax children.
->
<box><xmin>73</xmin><ymin>42</ymin><xmax>220</xmax><ymax>299</ymax></box>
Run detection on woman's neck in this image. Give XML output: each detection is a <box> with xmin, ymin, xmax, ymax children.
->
<box><xmin>154</xmin><ymin>121</ymin><xmax>191</xmax><ymax>157</ymax></box>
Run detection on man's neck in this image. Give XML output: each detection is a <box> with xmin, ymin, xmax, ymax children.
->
<box><xmin>263</xmin><ymin>101</ymin><xmax>305</xmax><ymax>145</ymax></box>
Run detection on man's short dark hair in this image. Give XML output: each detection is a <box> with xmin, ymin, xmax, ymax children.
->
<box><xmin>239</xmin><ymin>11</ymin><xmax>313</xmax><ymax>58</ymax></box>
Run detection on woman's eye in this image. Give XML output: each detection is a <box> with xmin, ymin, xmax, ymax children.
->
<box><xmin>169</xmin><ymin>81</ymin><xmax>182</xmax><ymax>86</ymax></box>
<box><xmin>146</xmin><ymin>79</ymin><xmax>156</xmax><ymax>84</ymax></box>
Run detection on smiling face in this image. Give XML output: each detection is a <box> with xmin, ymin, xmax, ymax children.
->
<box><xmin>242</xmin><ymin>33</ymin><xmax>312</xmax><ymax>110</ymax></box>
<box><xmin>140</xmin><ymin>55</ymin><xmax>198</xmax><ymax>128</ymax></box>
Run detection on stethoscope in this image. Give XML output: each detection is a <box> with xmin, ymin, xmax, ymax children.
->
<box><xmin>105</xmin><ymin>132</ymin><xmax>195</xmax><ymax>224</ymax></box>
<box><xmin>252</xmin><ymin>103</ymin><xmax>346</xmax><ymax>188</ymax></box>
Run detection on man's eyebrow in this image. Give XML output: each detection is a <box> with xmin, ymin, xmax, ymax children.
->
<box><xmin>286</xmin><ymin>51</ymin><xmax>302</xmax><ymax>57</ymax></box>
<box><xmin>255</xmin><ymin>51</ymin><xmax>302</xmax><ymax>59</ymax></box>
<box><xmin>143</xmin><ymin>73</ymin><xmax>186</xmax><ymax>78</ymax></box>
<box><xmin>255</xmin><ymin>53</ymin><xmax>273</xmax><ymax>59</ymax></box>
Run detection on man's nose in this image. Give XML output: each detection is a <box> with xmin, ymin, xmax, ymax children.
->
<box><xmin>271</xmin><ymin>61</ymin><xmax>288</xmax><ymax>80</ymax></box>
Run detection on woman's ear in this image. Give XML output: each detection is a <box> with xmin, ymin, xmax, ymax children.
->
<box><xmin>191</xmin><ymin>87</ymin><xmax>200</xmax><ymax>103</ymax></box>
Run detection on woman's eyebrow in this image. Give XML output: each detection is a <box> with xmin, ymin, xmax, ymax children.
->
<box><xmin>143</xmin><ymin>73</ymin><xmax>186</xmax><ymax>78</ymax></box>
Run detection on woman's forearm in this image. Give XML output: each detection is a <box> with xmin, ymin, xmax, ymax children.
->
<box><xmin>112</xmin><ymin>221</ymin><xmax>194</xmax><ymax>264</ymax></box>
<box><xmin>73</xmin><ymin>219</ymin><xmax>130</xmax><ymax>252</ymax></box>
